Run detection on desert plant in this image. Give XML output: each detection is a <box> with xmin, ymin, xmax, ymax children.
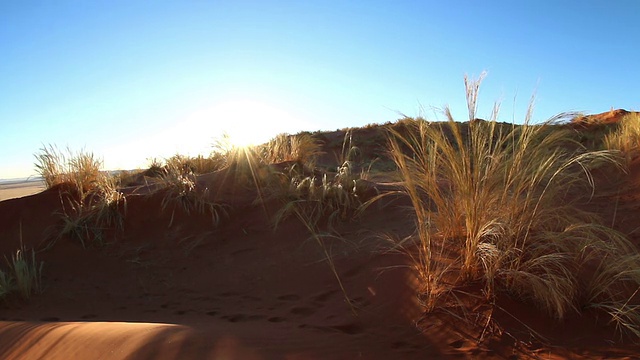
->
<box><xmin>34</xmin><ymin>145</ymin><xmax>102</xmax><ymax>192</ymax></box>
<box><xmin>9</xmin><ymin>247</ymin><xmax>44</xmax><ymax>300</ymax></box>
<box><xmin>384</xmin><ymin>74</ymin><xmax>640</xmax><ymax>336</ymax></box>
<box><xmin>1</xmin><ymin>225</ymin><xmax>44</xmax><ymax>300</ymax></box>
<box><xmin>144</xmin><ymin>157</ymin><xmax>166</xmax><ymax>178</ymax></box>
<box><xmin>0</xmin><ymin>269</ymin><xmax>13</xmax><ymax>300</ymax></box>
<box><xmin>273</xmin><ymin>132</ymin><xmax>365</xmax><ymax>231</ymax></box>
<box><xmin>165</xmin><ymin>154</ymin><xmax>225</xmax><ymax>175</ymax></box>
<box><xmin>258</xmin><ymin>133</ymin><xmax>323</xmax><ymax>168</ymax></box>
<box><xmin>604</xmin><ymin>112</ymin><xmax>640</xmax><ymax>163</ymax></box>
<box><xmin>155</xmin><ymin>163</ymin><xmax>225</xmax><ymax>227</ymax></box>
<box><xmin>41</xmin><ymin>151</ymin><xmax>126</xmax><ymax>247</ymax></box>
<box><xmin>56</xmin><ymin>172</ymin><xmax>127</xmax><ymax>248</ymax></box>
<box><xmin>32</xmin><ymin>146</ymin><xmax>126</xmax><ymax>248</ymax></box>
<box><xmin>34</xmin><ymin>144</ymin><xmax>66</xmax><ymax>188</ymax></box>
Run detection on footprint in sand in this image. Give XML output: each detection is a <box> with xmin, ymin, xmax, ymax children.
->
<box><xmin>173</xmin><ymin>310</ymin><xmax>193</xmax><ymax>315</ymax></box>
<box><xmin>290</xmin><ymin>307</ymin><xmax>316</xmax><ymax>316</ymax></box>
<box><xmin>312</xmin><ymin>290</ymin><xmax>339</xmax><ymax>303</ymax></box>
<box><xmin>221</xmin><ymin>314</ymin><xmax>266</xmax><ymax>323</ymax></box>
<box><xmin>448</xmin><ymin>339</ymin><xmax>468</xmax><ymax>349</ymax></box>
<box><xmin>267</xmin><ymin>316</ymin><xmax>286</xmax><ymax>323</ymax></box>
<box><xmin>160</xmin><ymin>301</ymin><xmax>180</xmax><ymax>309</ymax></box>
<box><xmin>277</xmin><ymin>294</ymin><xmax>300</xmax><ymax>302</ymax></box>
<box><xmin>298</xmin><ymin>322</ymin><xmax>363</xmax><ymax>335</ymax></box>
<box><xmin>330</xmin><ymin>323</ymin><xmax>363</xmax><ymax>335</ymax></box>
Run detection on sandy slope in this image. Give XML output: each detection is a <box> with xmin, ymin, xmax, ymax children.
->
<box><xmin>3</xmin><ymin>117</ymin><xmax>640</xmax><ymax>359</ymax></box>
<box><xmin>0</xmin><ymin>175</ymin><xmax>638</xmax><ymax>360</ymax></box>
<box><xmin>0</xmin><ymin>181</ymin><xmax>45</xmax><ymax>202</ymax></box>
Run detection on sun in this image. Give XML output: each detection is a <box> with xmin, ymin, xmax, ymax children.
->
<box><xmin>207</xmin><ymin>98</ymin><xmax>309</xmax><ymax>149</ymax></box>
<box><xmin>166</xmin><ymin>97</ymin><xmax>315</xmax><ymax>160</ymax></box>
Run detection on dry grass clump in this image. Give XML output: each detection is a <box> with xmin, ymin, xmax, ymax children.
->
<box><xmin>165</xmin><ymin>154</ymin><xmax>226</xmax><ymax>175</ymax></box>
<box><xmin>388</xmin><ymin>75</ymin><xmax>640</xmax><ymax>337</ymax></box>
<box><xmin>34</xmin><ymin>145</ymin><xmax>102</xmax><ymax>191</ymax></box>
<box><xmin>33</xmin><ymin>146</ymin><xmax>127</xmax><ymax>248</ymax></box>
<box><xmin>154</xmin><ymin>162</ymin><xmax>225</xmax><ymax>227</ymax></box>
<box><xmin>258</xmin><ymin>133</ymin><xmax>323</xmax><ymax>167</ymax></box>
<box><xmin>57</xmin><ymin>173</ymin><xmax>127</xmax><ymax>248</ymax></box>
<box><xmin>1</xmin><ymin>228</ymin><xmax>44</xmax><ymax>301</ymax></box>
<box><xmin>273</xmin><ymin>131</ymin><xmax>366</xmax><ymax>231</ymax></box>
<box><xmin>604</xmin><ymin>112</ymin><xmax>640</xmax><ymax>163</ymax></box>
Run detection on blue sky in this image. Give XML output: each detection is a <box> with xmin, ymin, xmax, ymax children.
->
<box><xmin>1</xmin><ymin>1</ymin><xmax>639</xmax><ymax>179</ymax></box>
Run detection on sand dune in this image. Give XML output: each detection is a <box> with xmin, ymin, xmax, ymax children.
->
<box><xmin>2</xmin><ymin>118</ymin><xmax>640</xmax><ymax>359</ymax></box>
<box><xmin>0</xmin><ymin>181</ymin><xmax>45</xmax><ymax>202</ymax></box>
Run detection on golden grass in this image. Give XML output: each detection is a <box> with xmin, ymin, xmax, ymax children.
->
<box><xmin>154</xmin><ymin>162</ymin><xmax>225</xmax><ymax>227</ymax></box>
<box><xmin>604</xmin><ymin>112</ymin><xmax>640</xmax><ymax>163</ymax></box>
<box><xmin>257</xmin><ymin>133</ymin><xmax>323</xmax><ymax>167</ymax></box>
<box><xmin>33</xmin><ymin>146</ymin><xmax>128</xmax><ymax>248</ymax></box>
<box><xmin>384</xmin><ymin>75</ymin><xmax>640</xmax><ymax>336</ymax></box>
<box><xmin>165</xmin><ymin>154</ymin><xmax>226</xmax><ymax>175</ymax></box>
<box><xmin>57</xmin><ymin>173</ymin><xmax>127</xmax><ymax>248</ymax></box>
<box><xmin>273</xmin><ymin>130</ymin><xmax>365</xmax><ymax>231</ymax></box>
<box><xmin>34</xmin><ymin>145</ymin><xmax>102</xmax><ymax>191</ymax></box>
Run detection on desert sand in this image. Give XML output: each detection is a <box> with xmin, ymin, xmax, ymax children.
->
<box><xmin>0</xmin><ymin>181</ymin><xmax>45</xmax><ymax>202</ymax></box>
<box><xmin>1</xmin><ymin>113</ymin><xmax>640</xmax><ymax>359</ymax></box>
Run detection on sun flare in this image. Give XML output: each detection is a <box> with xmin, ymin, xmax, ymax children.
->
<box><xmin>194</xmin><ymin>99</ymin><xmax>312</xmax><ymax>150</ymax></box>
<box><xmin>130</xmin><ymin>97</ymin><xmax>316</xmax><ymax>169</ymax></box>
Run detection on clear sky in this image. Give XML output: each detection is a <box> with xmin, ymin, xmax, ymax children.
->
<box><xmin>2</xmin><ymin>1</ymin><xmax>639</xmax><ymax>179</ymax></box>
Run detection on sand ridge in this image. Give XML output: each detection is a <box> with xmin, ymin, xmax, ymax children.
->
<box><xmin>3</xmin><ymin>119</ymin><xmax>640</xmax><ymax>358</ymax></box>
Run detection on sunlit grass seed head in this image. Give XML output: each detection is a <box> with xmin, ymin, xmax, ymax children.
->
<box><xmin>383</xmin><ymin>73</ymin><xmax>640</xmax><ymax>337</ymax></box>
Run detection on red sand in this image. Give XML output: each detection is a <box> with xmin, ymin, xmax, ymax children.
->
<box><xmin>2</xmin><ymin>122</ymin><xmax>640</xmax><ymax>359</ymax></box>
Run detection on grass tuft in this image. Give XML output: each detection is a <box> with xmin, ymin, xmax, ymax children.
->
<box><xmin>384</xmin><ymin>74</ymin><xmax>640</xmax><ymax>337</ymax></box>
<box><xmin>155</xmin><ymin>162</ymin><xmax>226</xmax><ymax>227</ymax></box>
<box><xmin>1</xmin><ymin>226</ymin><xmax>44</xmax><ymax>301</ymax></box>
<box><xmin>604</xmin><ymin>112</ymin><xmax>640</xmax><ymax>164</ymax></box>
<box><xmin>34</xmin><ymin>145</ymin><xmax>102</xmax><ymax>191</ymax></box>
<box><xmin>258</xmin><ymin>133</ymin><xmax>323</xmax><ymax>168</ymax></box>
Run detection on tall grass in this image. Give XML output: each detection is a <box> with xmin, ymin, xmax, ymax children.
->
<box><xmin>0</xmin><ymin>269</ymin><xmax>13</xmax><ymax>300</ymax></box>
<box><xmin>273</xmin><ymin>130</ymin><xmax>365</xmax><ymax>231</ymax></box>
<box><xmin>1</xmin><ymin>226</ymin><xmax>44</xmax><ymax>301</ymax></box>
<box><xmin>388</xmin><ymin>75</ymin><xmax>640</xmax><ymax>335</ymax></box>
<box><xmin>9</xmin><ymin>247</ymin><xmax>44</xmax><ymax>300</ymax></box>
<box><xmin>57</xmin><ymin>172</ymin><xmax>127</xmax><ymax>248</ymax></box>
<box><xmin>34</xmin><ymin>146</ymin><xmax>127</xmax><ymax>248</ymax></box>
<box><xmin>155</xmin><ymin>162</ymin><xmax>225</xmax><ymax>227</ymax></box>
<box><xmin>34</xmin><ymin>145</ymin><xmax>102</xmax><ymax>191</ymax></box>
<box><xmin>604</xmin><ymin>112</ymin><xmax>640</xmax><ymax>163</ymax></box>
<box><xmin>165</xmin><ymin>154</ymin><xmax>226</xmax><ymax>175</ymax></box>
<box><xmin>258</xmin><ymin>133</ymin><xmax>323</xmax><ymax>167</ymax></box>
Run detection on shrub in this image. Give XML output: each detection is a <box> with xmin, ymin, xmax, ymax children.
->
<box><xmin>385</xmin><ymin>74</ymin><xmax>640</xmax><ymax>337</ymax></box>
<box><xmin>154</xmin><ymin>162</ymin><xmax>225</xmax><ymax>227</ymax></box>
<box><xmin>1</xmin><ymin>228</ymin><xmax>44</xmax><ymax>301</ymax></box>
<box><xmin>9</xmin><ymin>247</ymin><xmax>44</xmax><ymax>300</ymax></box>
<box><xmin>57</xmin><ymin>172</ymin><xmax>127</xmax><ymax>248</ymax></box>
<box><xmin>165</xmin><ymin>154</ymin><xmax>225</xmax><ymax>175</ymax></box>
<box><xmin>273</xmin><ymin>130</ymin><xmax>366</xmax><ymax>231</ymax></box>
<box><xmin>258</xmin><ymin>133</ymin><xmax>323</xmax><ymax>168</ymax></box>
<box><xmin>34</xmin><ymin>145</ymin><xmax>102</xmax><ymax>192</ymax></box>
<box><xmin>33</xmin><ymin>146</ymin><xmax>127</xmax><ymax>248</ymax></box>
